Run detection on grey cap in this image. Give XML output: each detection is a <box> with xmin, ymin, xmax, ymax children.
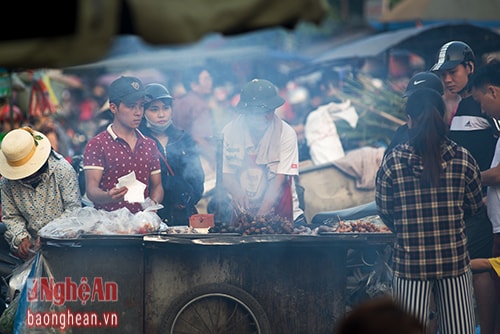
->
<box><xmin>109</xmin><ymin>76</ymin><xmax>147</xmax><ymax>104</ymax></box>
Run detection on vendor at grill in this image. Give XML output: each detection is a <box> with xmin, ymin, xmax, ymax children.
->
<box><xmin>221</xmin><ymin>78</ymin><xmax>303</xmax><ymax>225</ymax></box>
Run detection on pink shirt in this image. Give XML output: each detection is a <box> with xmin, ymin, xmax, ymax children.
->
<box><xmin>83</xmin><ymin>125</ymin><xmax>161</xmax><ymax>213</ymax></box>
<box><xmin>172</xmin><ymin>91</ymin><xmax>214</xmax><ymax>142</ymax></box>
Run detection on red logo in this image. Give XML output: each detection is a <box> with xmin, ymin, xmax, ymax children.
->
<box><xmin>291</xmin><ymin>164</ymin><xmax>297</xmax><ymax>169</ymax></box>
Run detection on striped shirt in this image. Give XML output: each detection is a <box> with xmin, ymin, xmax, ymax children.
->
<box><xmin>376</xmin><ymin>139</ymin><xmax>484</xmax><ymax>280</ymax></box>
<box><xmin>449</xmin><ymin>96</ymin><xmax>497</xmax><ymax>172</ymax></box>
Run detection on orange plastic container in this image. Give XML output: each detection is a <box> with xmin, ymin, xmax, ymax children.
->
<box><xmin>189</xmin><ymin>214</ymin><xmax>215</xmax><ymax>229</ymax></box>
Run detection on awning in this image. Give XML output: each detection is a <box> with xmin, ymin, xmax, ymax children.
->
<box><xmin>312</xmin><ymin>22</ymin><xmax>500</xmax><ymax>69</ymax></box>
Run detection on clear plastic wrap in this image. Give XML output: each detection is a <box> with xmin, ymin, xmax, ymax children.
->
<box><xmin>39</xmin><ymin>203</ymin><xmax>163</xmax><ymax>239</ymax></box>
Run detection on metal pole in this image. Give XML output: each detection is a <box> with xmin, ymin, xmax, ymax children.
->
<box><xmin>214</xmin><ymin>133</ymin><xmax>224</xmax><ymax>225</ymax></box>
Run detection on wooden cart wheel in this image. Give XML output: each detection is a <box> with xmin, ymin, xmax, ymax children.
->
<box><xmin>159</xmin><ymin>283</ymin><xmax>272</xmax><ymax>334</ymax></box>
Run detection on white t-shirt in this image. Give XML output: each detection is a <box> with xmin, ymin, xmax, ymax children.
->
<box><xmin>223</xmin><ymin>119</ymin><xmax>300</xmax><ymax>216</ymax></box>
<box><xmin>223</xmin><ymin>120</ymin><xmax>299</xmax><ymax>176</ymax></box>
<box><xmin>304</xmin><ymin>100</ymin><xmax>358</xmax><ymax>165</ymax></box>
<box><xmin>487</xmin><ymin>137</ymin><xmax>500</xmax><ymax>233</ymax></box>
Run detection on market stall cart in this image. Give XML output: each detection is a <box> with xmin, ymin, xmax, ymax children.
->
<box><xmin>31</xmin><ymin>231</ymin><xmax>393</xmax><ymax>334</ymax></box>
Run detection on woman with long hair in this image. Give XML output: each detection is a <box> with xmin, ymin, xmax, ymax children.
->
<box><xmin>376</xmin><ymin>88</ymin><xmax>483</xmax><ymax>333</ymax></box>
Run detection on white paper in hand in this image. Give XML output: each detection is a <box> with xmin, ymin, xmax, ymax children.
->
<box><xmin>116</xmin><ymin>171</ymin><xmax>146</xmax><ymax>203</ymax></box>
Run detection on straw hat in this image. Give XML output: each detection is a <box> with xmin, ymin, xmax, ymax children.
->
<box><xmin>0</xmin><ymin>127</ymin><xmax>51</xmax><ymax>180</ymax></box>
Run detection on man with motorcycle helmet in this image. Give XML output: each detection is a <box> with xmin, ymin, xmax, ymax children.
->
<box><xmin>221</xmin><ymin>78</ymin><xmax>303</xmax><ymax>225</ymax></box>
<box><xmin>432</xmin><ymin>41</ymin><xmax>498</xmax><ymax>171</ymax></box>
<box><xmin>431</xmin><ymin>40</ymin><xmax>497</xmax><ymax>334</ymax></box>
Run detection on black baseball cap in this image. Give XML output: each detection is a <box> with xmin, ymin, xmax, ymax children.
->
<box><xmin>108</xmin><ymin>76</ymin><xmax>148</xmax><ymax>104</ymax></box>
<box><xmin>403</xmin><ymin>72</ymin><xmax>444</xmax><ymax>98</ymax></box>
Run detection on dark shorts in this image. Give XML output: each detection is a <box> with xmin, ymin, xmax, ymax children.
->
<box><xmin>492</xmin><ymin>234</ymin><xmax>500</xmax><ymax>299</ymax></box>
<box><xmin>493</xmin><ymin>234</ymin><xmax>500</xmax><ymax>257</ymax></box>
<box><xmin>465</xmin><ymin>208</ymin><xmax>493</xmax><ymax>259</ymax></box>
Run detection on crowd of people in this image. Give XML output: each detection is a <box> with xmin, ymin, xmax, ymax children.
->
<box><xmin>1</xmin><ymin>38</ymin><xmax>500</xmax><ymax>333</ymax></box>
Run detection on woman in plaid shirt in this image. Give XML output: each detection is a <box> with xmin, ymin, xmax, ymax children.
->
<box><xmin>376</xmin><ymin>88</ymin><xmax>484</xmax><ymax>334</ymax></box>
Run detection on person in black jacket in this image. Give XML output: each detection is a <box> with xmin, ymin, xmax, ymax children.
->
<box><xmin>139</xmin><ymin>83</ymin><xmax>204</xmax><ymax>226</ymax></box>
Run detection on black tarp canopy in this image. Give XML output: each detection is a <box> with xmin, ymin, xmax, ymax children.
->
<box><xmin>312</xmin><ymin>22</ymin><xmax>500</xmax><ymax>70</ymax></box>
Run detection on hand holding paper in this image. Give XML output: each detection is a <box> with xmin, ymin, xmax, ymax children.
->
<box><xmin>116</xmin><ymin>171</ymin><xmax>146</xmax><ymax>203</ymax></box>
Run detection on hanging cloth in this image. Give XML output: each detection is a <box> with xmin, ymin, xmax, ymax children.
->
<box><xmin>29</xmin><ymin>73</ymin><xmax>58</xmax><ymax>117</ymax></box>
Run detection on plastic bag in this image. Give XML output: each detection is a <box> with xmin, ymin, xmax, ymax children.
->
<box><xmin>13</xmin><ymin>252</ymin><xmax>73</xmax><ymax>334</ymax></box>
<box><xmin>140</xmin><ymin>197</ymin><xmax>163</xmax><ymax>211</ymax></box>
<box><xmin>348</xmin><ymin>245</ymin><xmax>393</xmax><ymax>306</ymax></box>
<box><xmin>0</xmin><ymin>254</ymin><xmax>39</xmax><ymax>334</ymax></box>
<box><xmin>0</xmin><ymin>291</ymin><xmax>20</xmax><ymax>334</ymax></box>
<box><xmin>38</xmin><ymin>204</ymin><xmax>164</xmax><ymax>238</ymax></box>
<box><xmin>364</xmin><ymin>252</ymin><xmax>393</xmax><ymax>298</ymax></box>
<box><xmin>8</xmin><ymin>256</ymin><xmax>37</xmax><ymax>302</ymax></box>
<box><xmin>132</xmin><ymin>211</ymin><xmax>162</xmax><ymax>234</ymax></box>
<box><xmin>13</xmin><ymin>253</ymin><xmax>42</xmax><ymax>334</ymax></box>
<box><xmin>0</xmin><ymin>254</ymin><xmax>30</xmax><ymax>334</ymax></box>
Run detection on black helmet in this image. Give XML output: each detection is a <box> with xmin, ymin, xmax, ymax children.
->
<box><xmin>403</xmin><ymin>72</ymin><xmax>444</xmax><ymax>97</ymax></box>
<box><xmin>145</xmin><ymin>83</ymin><xmax>173</xmax><ymax>101</ymax></box>
<box><xmin>431</xmin><ymin>41</ymin><xmax>475</xmax><ymax>71</ymax></box>
<box><xmin>237</xmin><ymin>79</ymin><xmax>285</xmax><ymax>114</ymax></box>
